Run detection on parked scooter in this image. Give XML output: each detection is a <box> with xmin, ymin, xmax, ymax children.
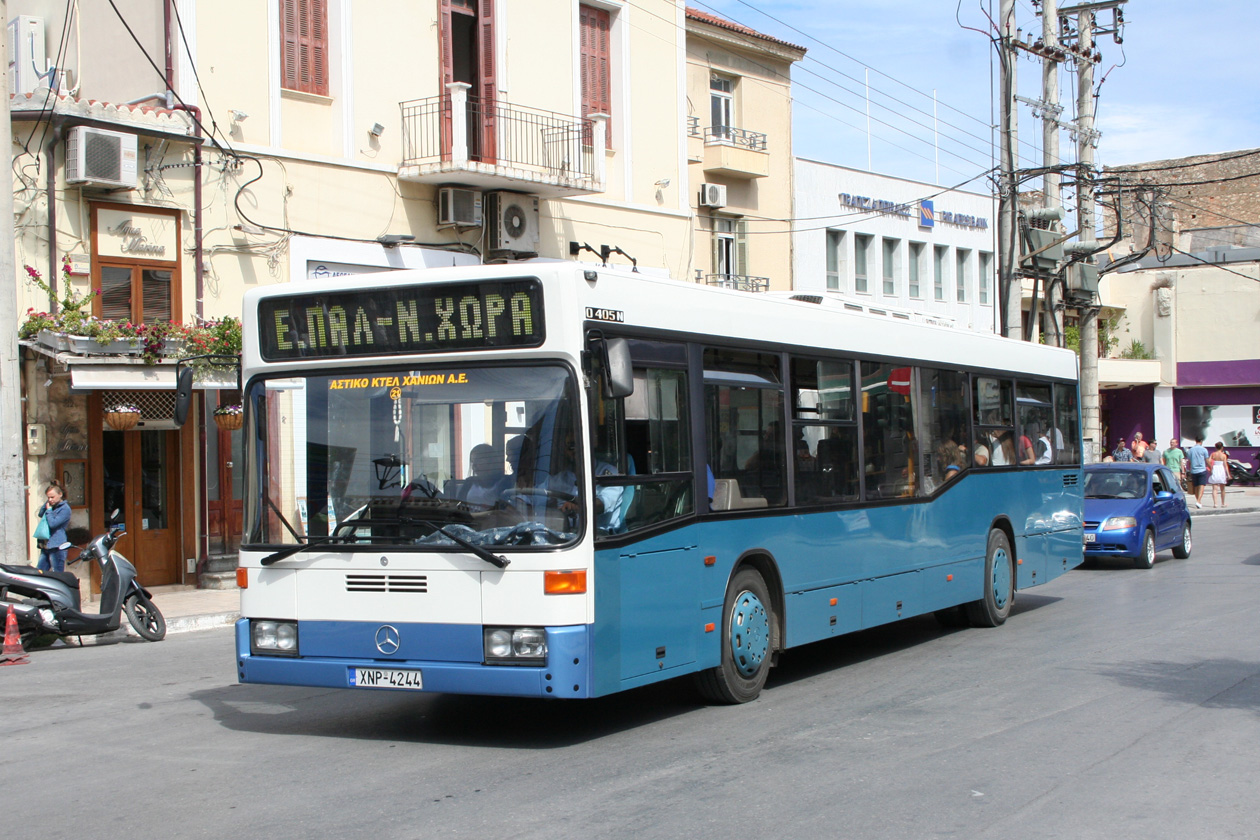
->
<box><xmin>0</xmin><ymin>514</ymin><xmax>166</xmax><ymax>649</ymax></box>
<box><xmin>1227</xmin><ymin>458</ymin><xmax>1260</xmax><ymax>485</ymax></box>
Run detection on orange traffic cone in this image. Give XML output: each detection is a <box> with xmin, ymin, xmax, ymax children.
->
<box><xmin>0</xmin><ymin>605</ymin><xmax>29</xmax><ymax>666</ymax></box>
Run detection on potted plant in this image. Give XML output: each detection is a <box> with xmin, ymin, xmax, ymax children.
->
<box><xmin>104</xmin><ymin>402</ymin><xmax>142</xmax><ymax>431</ymax></box>
<box><xmin>212</xmin><ymin>404</ymin><xmax>244</xmax><ymax>431</ymax></box>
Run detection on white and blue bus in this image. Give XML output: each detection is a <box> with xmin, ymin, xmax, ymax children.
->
<box><xmin>235</xmin><ymin>262</ymin><xmax>1082</xmax><ymax>703</ymax></box>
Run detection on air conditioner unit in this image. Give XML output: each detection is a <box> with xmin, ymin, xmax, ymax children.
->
<box><xmin>485</xmin><ymin>191</ymin><xmax>539</xmax><ymax>255</ymax></box>
<box><xmin>65</xmin><ymin>127</ymin><xmax>138</xmax><ymax>189</ymax></box>
<box><xmin>8</xmin><ymin>16</ymin><xmax>47</xmax><ymax>96</ymax></box>
<box><xmin>437</xmin><ymin>186</ymin><xmax>483</xmax><ymax>227</ymax></box>
<box><xmin>700</xmin><ymin>183</ymin><xmax>727</xmax><ymax>208</ymax></box>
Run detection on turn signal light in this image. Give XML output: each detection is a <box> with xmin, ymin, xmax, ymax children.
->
<box><xmin>236</xmin><ymin>567</ymin><xmax>248</xmax><ymax>589</ymax></box>
<box><xmin>544</xmin><ymin>570</ymin><xmax>587</xmax><ymax>594</ymax></box>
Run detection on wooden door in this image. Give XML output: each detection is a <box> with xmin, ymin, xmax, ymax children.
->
<box><xmin>102</xmin><ymin>429</ymin><xmax>180</xmax><ymax>586</ymax></box>
<box><xmin>207</xmin><ymin>392</ymin><xmax>244</xmax><ymax>554</ymax></box>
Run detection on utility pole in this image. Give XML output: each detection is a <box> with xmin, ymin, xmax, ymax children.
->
<box><xmin>0</xmin><ymin>0</ymin><xmax>29</xmax><ymax>562</ymax></box>
<box><xmin>997</xmin><ymin>0</ymin><xmax>1022</xmax><ymax>339</ymax></box>
<box><xmin>1073</xmin><ymin>8</ymin><xmax>1101</xmax><ymax>460</ymax></box>
<box><xmin>1040</xmin><ymin>0</ymin><xmax>1064</xmax><ymax>346</ymax></box>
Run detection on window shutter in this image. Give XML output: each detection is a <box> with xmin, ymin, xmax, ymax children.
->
<box><xmin>735</xmin><ymin>219</ymin><xmax>748</xmax><ymax>277</ymax></box>
<box><xmin>579</xmin><ymin>5</ymin><xmax>611</xmax><ymax>147</ymax></box>
<box><xmin>282</xmin><ymin>0</ymin><xmax>299</xmax><ymax>90</ymax></box>
<box><xmin>282</xmin><ymin>0</ymin><xmax>328</xmax><ymax>95</ymax></box>
<box><xmin>99</xmin><ymin>266</ymin><xmax>132</xmax><ymax>321</ymax></box>
<box><xmin>309</xmin><ymin>0</ymin><xmax>328</xmax><ymax>95</ymax></box>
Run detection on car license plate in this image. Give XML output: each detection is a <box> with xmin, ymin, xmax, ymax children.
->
<box><xmin>350</xmin><ymin>667</ymin><xmax>423</xmax><ymax>690</ymax></box>
<box><xmin>1084</xmin><ymin>534</ymin><xmax>1096</xmax><ymax>543</ymax></box>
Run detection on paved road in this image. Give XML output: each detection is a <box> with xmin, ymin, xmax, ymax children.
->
<box><xmin>4</xmin><ymin>513</ymin><xmax>1258</xmax><ymax>840</ymax></box>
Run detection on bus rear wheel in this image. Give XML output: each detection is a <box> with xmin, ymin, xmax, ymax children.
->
<box><xmin>695</xmin><ymin>568</ymin><xmax>775</xmax><ymax>704</ymax></box>
<box><xmin>966</xmin><ymin>529</ymin><xmax>1015</xmax><ymax>627</ymax></box>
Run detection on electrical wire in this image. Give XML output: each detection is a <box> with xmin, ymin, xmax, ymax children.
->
<box><xmin>105</xmin><ymin>0</ymin><xmax>234</xmax><ymax>159</ymax></box>
<box><xmin>168</xmin><ymin>0</ymin><xmax>237</xmax><ymax>155</ymax></box>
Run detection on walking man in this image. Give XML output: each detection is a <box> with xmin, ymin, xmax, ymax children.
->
<box><xmin>1186</xmin><ymin>436</ymin><xmax>1210</xmax><ymax>509</ymax></box>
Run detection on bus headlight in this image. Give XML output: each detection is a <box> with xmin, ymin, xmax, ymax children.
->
<box><xmin>484</xmin><ymin>627</ymin><xmax>547</xmax><ymax>665</ymax></box>
<box><xmin>1102</xmin><ymin>516</ymin><xmax>1137</xmax><ymax>531</ymax></box>
<box><xmin>251</xmin><ymin>619</ymin><xmax>299</xmax><ymax>656</ymax></box>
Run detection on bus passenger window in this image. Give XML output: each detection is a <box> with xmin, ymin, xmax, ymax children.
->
<box><xmin>705</xmin><ymin>384</ymin><xmax>785</xmax><ymax>508</ymax></box>
<box><xmin>861</xmin><ymin>362</ymin><xmax>917</xmax><ymax>498</ymax></box>
<box><xmin>792</xmin><ymin>356</ymin><xmax>858</xmax><ymax>504</ymax></box>
<box><xmin>973</xmin><ymin>377</ymin><xmax>1015</xmax><ymax>468</ymax></box>
<box><xmin>1054</xmin><ymin>383</ymin><xmax>1080</xmax><ymax>464</ymax></box>
<box><xmin>1017</xmin><ymin>382</ymin><xmax>1053</xmax><ymax>466</ymax></box>
<box><xmin>917</xmin><ymin>368</ymin><xmax>969</xmax><ymax>494</ymax></box>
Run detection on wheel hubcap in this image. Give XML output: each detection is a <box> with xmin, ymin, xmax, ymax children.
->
<box><xmin>729</xmin><ymin>589</ymin><xmax>770</xmax><ymax>678</ymax></box>
<box><xmin>992</xmin><ymin>548</ymin><xmax>1011</xmax><ymax>610</ymax></box>
<box><xmin>1184</xmin><ymin>529</ymin><xmax>1191</xmax><ymax>552</ymax></box>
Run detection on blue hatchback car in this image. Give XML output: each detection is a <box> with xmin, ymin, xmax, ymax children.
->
<box><xmin>1083</xmin><ymin>463</ymin><xmax>1192</xmax><ymax>568</ymax></box>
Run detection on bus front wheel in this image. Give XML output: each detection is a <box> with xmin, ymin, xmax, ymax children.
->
<box><xmin>695</xmin><ymin>568</ymin><xmax>775</xmax><ymax>704</ymax></box>
<box><xmin>966</xmin><ymin>529</ymin><xmax>1015</xmax><ymax>627</ymax></box>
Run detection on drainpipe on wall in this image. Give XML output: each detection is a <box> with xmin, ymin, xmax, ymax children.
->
<box><xmin>170</xmin><ymin>103</ymin><xmax>209</xmax><ymax>584</ymax></box>
<box><xmin>45</xmin><ymin>129</ymin><xmax>59</xmax><ymax>308</ymax></box>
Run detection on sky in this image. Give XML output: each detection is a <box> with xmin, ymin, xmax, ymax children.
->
<box><xmin>696</xmin><ymin>0</ymin><xmax>1260</xmax><ymax>189</ymax></box>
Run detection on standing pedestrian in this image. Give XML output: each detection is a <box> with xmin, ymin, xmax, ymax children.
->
<box><xmin>35</xmin><ymin>480</ymin><xmax>72</xmax><ymax>572</ymax></box>
<box><xmin>1131</xmin><ymin>432</ymin><xmax>1148</xmax><ymax>461</ymax></box>
<box><xmin>1207</xmin><ymin>441</ymin><xmax>1230</xmax><ymax>507</ymax></box>
<box><xmin>1163</xmin><ymin>439</ymin><xmax>1186</xmax><ymax>488</ymax></box>
<box><xmin>1112</xmin><ymin>437</ymin><xmax>1133</xmax><ymax>462</ymax></box>
<box><xmin>1186</xmin><ymin>436</ymin><xmax>1210</xmax><ymax>509</ymax></box>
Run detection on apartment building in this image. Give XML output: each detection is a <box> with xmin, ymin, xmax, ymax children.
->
<box><xmin>9</xmin><ymin>0</ymin><xmax>704</xmax><ymax>586</ymax></box>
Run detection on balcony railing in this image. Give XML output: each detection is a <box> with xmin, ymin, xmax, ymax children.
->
<box><xmin>688</xmin><ymin>121</ymin><xmax>768</xmax><ymax>152</ymax></box>
<box><xmin>706</xmin><ymin>273</ymin><xmax>770</xmax><ymax>293</ymax></box>
<box><xmin>399</xmin><ymin>84</ymin><xmax>605</xmax><ymax>195</ymax></box>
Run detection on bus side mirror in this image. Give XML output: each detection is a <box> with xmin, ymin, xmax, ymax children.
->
<box><xmin>602</xmin><ymin>337</ymin><xmax>634</xmax><ymax>399</ymax></box>
<box><xmin>174</xmin><ymin>367</ymin><xmax>195</xmax><ymax>427</ymax></box>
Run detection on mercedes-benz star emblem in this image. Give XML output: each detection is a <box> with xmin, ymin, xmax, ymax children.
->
<box><xmin>374</xmin><ymin>624</ymin><xmax>400</xmax><ymax>655</ymax></box>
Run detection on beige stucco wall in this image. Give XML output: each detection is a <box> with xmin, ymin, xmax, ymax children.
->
<box><xmin>685</xmin><ymin>21</ymin><xmax>801</xmax><ymax>291</ymax></box>
<box><xmin>1101</xmin><ymin>262</ymin><xmax>1260</xmax><ymax>374</ymax></box>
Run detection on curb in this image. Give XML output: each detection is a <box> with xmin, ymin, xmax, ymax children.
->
<box><xmin>71</xmin><ymin>611</ymin><xmax>239</xmax><ymax>646</ymax></box>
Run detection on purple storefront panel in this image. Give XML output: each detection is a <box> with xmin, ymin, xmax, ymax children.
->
<box><xmin>1173</xmin><ymin>368</ymin><xmax>1260</xmax><ymax>464</ymax></box>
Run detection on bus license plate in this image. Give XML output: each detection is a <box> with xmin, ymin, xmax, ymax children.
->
<box><xmin>350</xmin><ymin>667</ymin><xmax>423</xmax><ymax>690</ymax></box>
<box><xmin>1084</xmin><ymin>534</ymin><xmax>1096</xmax><ymax>543</ymax></box>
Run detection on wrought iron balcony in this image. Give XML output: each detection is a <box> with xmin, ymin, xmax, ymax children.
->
<box><xmin>705</xmin><ymin>273</ymin><xmax>770</xmax><ymax>293</ymax></box>
<box><xmin>688</xmin><ymin>121</ymin><xmax>770</xmax><ymax>179</ymax></box>
<box><xmin>399</xmin><ymin>84</ymin><xmax>605</xmax><ymax>198</ymax></box>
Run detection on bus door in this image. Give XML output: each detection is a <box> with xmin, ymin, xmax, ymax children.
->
<box><xmin>591</xmin><ymin>339</ymin><xmax>700</xmax><ymax>682</ymax></box>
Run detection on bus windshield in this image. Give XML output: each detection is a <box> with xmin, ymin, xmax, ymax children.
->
<box><xmin>243</xmin><ymin>362</ymin><xmax>583</xmax><ymax>550</ymax></box>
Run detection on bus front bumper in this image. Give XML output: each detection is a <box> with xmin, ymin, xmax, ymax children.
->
<box><xmin>235</xmin><ymin>619</ymin><xmax>594</xmax><ymax>699</ymax></box>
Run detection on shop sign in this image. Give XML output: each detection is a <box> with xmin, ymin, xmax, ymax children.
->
<box><xmin>97</xmin><ymin>208</ymin><xmax>176</xmax><ymax>260</ymax></box>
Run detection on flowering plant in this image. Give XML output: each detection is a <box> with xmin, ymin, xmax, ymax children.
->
<box><xmin>105</xmin><ymin>403</ymin><xmax>142</xmax><ymax>414</ymax></box>
<box><xmin>213</xmin><ymin>404</ymin><xmax>243</xmax><ymax>416</ymax></box>
<box><xmin>20</xmin><ymin>259</ymin><xmax>98</xmax><ymax>335</ymax></box>
<box><xmin>18</xmin><ymin>308</ymin><xmax>58</xmax><ymax>339</ymax></box>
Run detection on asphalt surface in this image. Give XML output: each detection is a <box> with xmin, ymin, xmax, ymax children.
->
<box><xmin>3</xmin><ymin>511</ymin><xmax>1258</xmax><ymax>840</ymax></box>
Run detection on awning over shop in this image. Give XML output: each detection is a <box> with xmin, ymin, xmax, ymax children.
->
<box><xmin>70</xmin><ymin>364</ymin><xmax>234</xmax><ymax>390</ymax></box>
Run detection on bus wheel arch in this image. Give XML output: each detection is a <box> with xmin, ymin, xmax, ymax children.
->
<box><xmin>966</xmin><ymin>520</ymin><xmax>1016</xmax><ymax>628</ymax></box>
<box><xmin>694</xmin><ymin>551</ymin><xmax>782</xmax><ymax>704</ymax></box>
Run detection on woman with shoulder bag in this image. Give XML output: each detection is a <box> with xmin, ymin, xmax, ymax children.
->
<box><xmin>35</xmin><ymin>481</ymin><xmax>72</xmax><ymax>572</ymax></box>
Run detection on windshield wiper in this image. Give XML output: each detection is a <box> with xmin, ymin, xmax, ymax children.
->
<box><xmin>260</xmin><ymin>533</ymin><xmax>352</xmax><ymax>566</ymax></box>
<box><xmin>415</xmin><ymin>519</ymin><xmax>510</xmax><ymax>569</ymax></box>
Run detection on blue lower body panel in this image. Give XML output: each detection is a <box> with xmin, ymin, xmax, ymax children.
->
<box><xmin>236</xmin><ymin>620</ymin><xmax>594</xmax><ymax>699</ymax></box>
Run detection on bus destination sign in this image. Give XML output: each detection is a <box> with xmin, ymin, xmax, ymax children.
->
<box><xmin>258</xmin><ymin>278</ymin><xmax>545</xmax><ymax>361</ymax></box>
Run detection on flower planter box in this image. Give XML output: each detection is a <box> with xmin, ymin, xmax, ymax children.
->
<box><xmin>161</xmin><ymin>338</ymin><xmax>187</xmax><ymax>358</ymax></box>
<box><xmin>67</xmin><ymin>335</ymin><xmax>141</xmax><ymax>356</ymax></box>
<box><xmin>213</xmin><ymin>412</ymin><xmax>243</xmax><ymax>431</ymax></box>
<box><xmin>104</xmin><ymin>410</ymin><xmax>141</xmax><ymax>431</ymax></box>
<box><xmin>38</xmin><ymin>330</ymin><xmax>71</xmax><ymax>352</ymax></box>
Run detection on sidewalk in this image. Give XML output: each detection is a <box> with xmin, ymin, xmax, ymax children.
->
<box><xmin>110</xmin><ymin>485</ymin><xmax>1260</xmax><ymax>639</ymax></box>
